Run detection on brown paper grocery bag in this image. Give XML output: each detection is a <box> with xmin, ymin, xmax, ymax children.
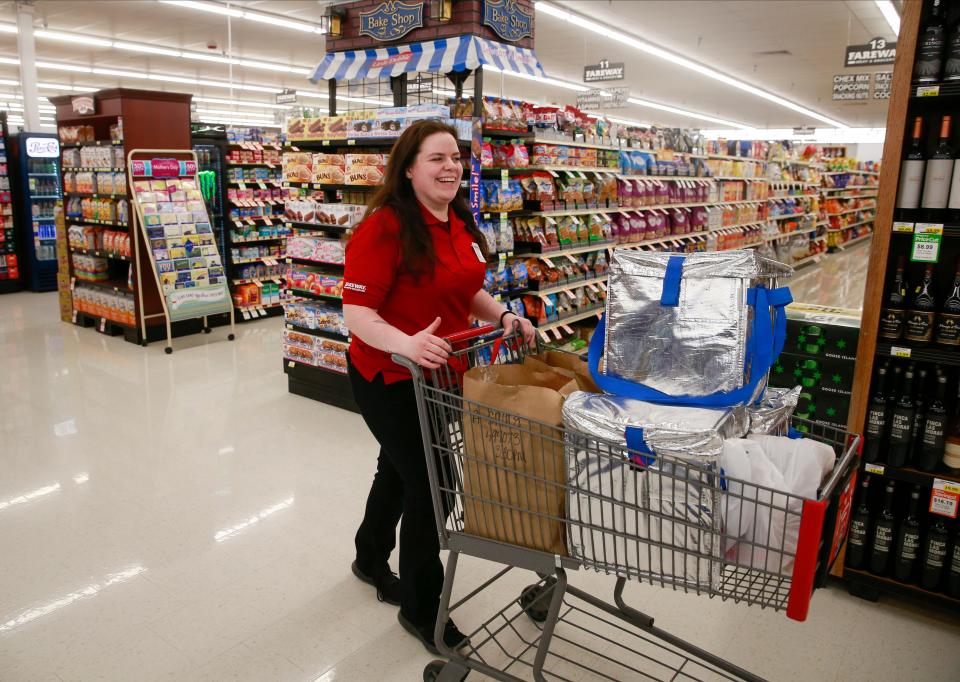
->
<box><xmin>524</xmin><ymin>350</ymin><xmax>600</xmax><ymax>393</ymax></box>
<box><xmin>461</xmin><ymin>364</ymin><xmax>573</xmax><ymax>556</ymax></box>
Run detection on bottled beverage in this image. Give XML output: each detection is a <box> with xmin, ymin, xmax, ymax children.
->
<box><xmin>917</xmin><ymin>371</ymin><xmax>949</xmax><ymax>472</ymax></box>
<box><xmin>920</xmin><ymin>116</ymin><xmax>953</xmax><ymax>209</ymax></box>
<box><xmin>936</xmin><ymin>258</ymin><xmax>960</xmax><ymax>345</ymax></box>
<box><xmin>893</xmin><ymin>486</ymin><xmax>923</xmax><ymax>582</ymax></box>
<box><xmin>909</xmin><ymin>367</ymin><xmax>928</xmax><ymax>465</ymax></box>
<box><xmin>943</xmin><ymin>380</ymin><xmax>960</xmax><ymax>472</ymax></box>
<box><xmin>845</xmin><ymin>475</ymin><xmax>871</xmax><ymax>569</ymax></box>
<box><xmin>915</xmin><ymin>0</ymin><xmax>946</xmax><ymax>83</ymax></box>
<box><xmin>863</xmin><ymin>364</ymin><xmax>891</xmax><ymax>463</ymax></box>
<box><xmin>945</xmin><ymin>7</ymin><xmax>960</xmax><ymax>80</ymax></box>
<box><xmin>948</xmin><ymin>523</ymin><xmax>960</xmax><ymax>597</ymax></box>
<box><xmin>904</xmin><ymin>264</ymin><xmax>937</xmax><ymax>344</ymax></box>
<box><xmin>920</xmin><ymin>516</ymin><xmax>950</xmax><ymax>590</ymax></box>
<box><xmin>887</xmin><ymin>366</ymin><xmax>916</xmax><ymax>468</ymax></box>
<box><xmin>879</xmin><ymin>256</ymin><xmax>909</xmax><ymax>339</ymax></box>
<box><xmin>898</xmin><ymin>117</ymin><xmax>926</xmax><ymax>210</ymax></box>
<box><xmin>869</xmin><ymin>480</ymin><xmax>897</xmax><ymax>575</ymax></box>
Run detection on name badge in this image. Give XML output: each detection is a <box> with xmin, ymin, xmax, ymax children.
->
<box><xmin>471</xmin><ymin>242</ymin><xmax>485</xmax><ymax>263</ymax></box>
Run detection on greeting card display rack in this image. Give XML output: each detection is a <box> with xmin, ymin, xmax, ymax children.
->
<box><xmin>127</xmin><ymin>149</ymin><xmax>235</xmax><ymax>353</ymax></box>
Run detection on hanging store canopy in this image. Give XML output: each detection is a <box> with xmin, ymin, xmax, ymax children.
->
<box><xmin>310</xmin><ymin>35</ymin><xmax>546</xmax><ymax>83</ymax></box>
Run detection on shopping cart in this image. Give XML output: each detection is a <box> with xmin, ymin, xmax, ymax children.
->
<box><xmin>392</xmin><ymin>325</ymin><xmax>861</xmax><ymax>682</ymax></box>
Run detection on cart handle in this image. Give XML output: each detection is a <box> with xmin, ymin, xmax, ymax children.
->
<box><xmin>444</xmin><ymin>324</ymin><xmax>499</xmax><ymax>344</ymax></box>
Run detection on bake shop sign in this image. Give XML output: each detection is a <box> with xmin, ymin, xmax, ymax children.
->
<box><xmin>483</xmin><ymin>0</ymin><xmax>534</xmax><ymax>42</ymax></box>
<box><xmin>359</xmin><ymin>0</ymin><xmax>424</xmax><ymax>42</ymax></box>
<box><xmin>584</xmin><ymin>59</ymin><xmax>625</xmax><ymax>83</ymax></box>
<box><xmin>845</xmin><ymin>37</ymin><xmax>896</xmax><ymax>67</ymax></box>
<box><xmin>71</xmin><ymin>95</ymin><xmax>96</xmax><ymax>115</ymax></box>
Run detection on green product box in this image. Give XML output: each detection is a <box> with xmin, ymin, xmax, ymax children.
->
<box><xmin>771</xmin><ymin>351</ymin><xmax>854</xmax><ymax>430</ymax></box>
<box><xmin>784</xmin><ymin>303</ymin><xmax>861</xmax><ymax>362</ymax></box>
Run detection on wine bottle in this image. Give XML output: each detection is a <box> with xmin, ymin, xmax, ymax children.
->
<box><xmin>917</xmin><ymin>371</ymin><xmax>949</xmax><ymax>472</ymax></box>
<box><xmin>915</xmin><ymin>0</ymin><xmax>946</xmax><ymax>83</ymax></box>
<box><xmin>879</xmin><ymin>256</ymin><xmax>909</xmax><ymax>340</ymax></box>
<box><xmin>909</xmin><ymin>367</ymin><xmax>929</xmax><ymax>465</ymax></box>
<box><xmin>947</xmin><ymin>523</ymin><xmax>960</xmax><ymax>598</ymax></box>
<box><xmin>921</xmin><ymin>116</ymin><xmax>953</xmax><ymax>209</ymax></box>
<box><xmin>893</xmin><ymin>486</ymin><xmax>923</xmax><ymax>582</ymax></box>
<box><xmin>945</xmin><ymin>6</ymin><xmax>960</xmax><ymax>81</ymax></box>
<box><xmin>898</xmin><ymin>117</ymin><xmax>926</xmax><ymax>210</ymax></box>
<box><xmin>869</xmin><ymin>480</ymin><xmax>897</xmax><ymax>575</ymax></box>
<box><xmin>944</xmin><ymin>380</ymin><xmax>960</xmax><ymax>473</ymax></box>
<box><xmin>920</xmin><ymin>515</ymin><xmax>950</xmax><ymax>591</ymax></box>
<box><xmin>905</xmin><ymin>264</ymin><xmax>937</xmax><ymax>344</ymax></box>
<box><xmin>935</xmin><ymin>258</ymin><xmax>960</xmax><ymax>345</ymax></box>
<box><xmin>887</xmin><ymin>366</ymin><xmax>916</xmax><ymax>468</ymax></box>
<box><xmin>863</xmin><ymin>364</ymin><xmax>891</xmax><ymax>463</ymax></box>
<box><xmin>845</xmin><ymin>475</ymin><xmax>871</xmax><ymax>569</ymax></box>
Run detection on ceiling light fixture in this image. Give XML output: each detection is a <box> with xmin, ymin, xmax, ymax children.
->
<box><xmin>0</xmin><ymin>24</ymin><xmax>16</xmax><ymax>34</ymax></box>
<box><xmin>34</xmin><ymin>29</ymin><xmax>113</xmax><ymax>48</ymax></box>
<box><xmin>627</xmin><ymin>96</ymin><xmax>749</xmax><ymax>129</ymax></box>
<box><xmin>534</xmin><ymin>1</ymin><xmax>848</xmax><ymax>129</ymax></box>
<box><xmin>159</xmin><ymin>0</ymin><xmax>325</xmax><ymax>34</ymax></box>
<box><xmin>158</xmin><ymin>0</ymin><xmax>242</xmax><ymax>18</ymax></box>
<box><xmin>194</xmin><ymin>95</ymin><xmax>292</xmax><ymax>110</ymax></box>
<box><xmin>874</xmin><ymin>1</ymin><xmax>900</xmax><ymax>35</ymax></box>
<box><xmin>113</xmin><ymin>41</ymin><xmax>183</xmax><ymax>58</ymax></box>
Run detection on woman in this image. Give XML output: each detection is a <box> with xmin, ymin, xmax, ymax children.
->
<box><xmin>342</xmin><ymin>120</ymin><xmax>536</xmax><ymax>655</ymax></box>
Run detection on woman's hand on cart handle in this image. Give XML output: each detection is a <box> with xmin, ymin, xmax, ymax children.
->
<box><xmin>404</xmin><ymin>317</ymin><xmax>452</xmax><ymax>369</ymax></box>
<box><xmin>503</xmin><ymin>312</ymin><xmax>537</xmax><ymax>348</ymax></box>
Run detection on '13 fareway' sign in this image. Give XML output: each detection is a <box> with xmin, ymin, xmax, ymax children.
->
<box><xmin>845</xmin><ymin>37</ymin><xmax>896</xmax><ymax>67</ymax></box>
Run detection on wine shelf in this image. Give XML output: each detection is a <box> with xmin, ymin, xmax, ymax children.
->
<box><xmin>844</xmin><ymin>567</ymin><xmax>960</xmax><ymax>611</ymax></box>
<box><xmin>861</xmin><ymin>460</ymin><xmax>960</xmax><ymax>488</ymax></box>
<box><xmin>876</xmin><ymin>340</ymin><xmax>960</xmax><ymax>367</ymax></box>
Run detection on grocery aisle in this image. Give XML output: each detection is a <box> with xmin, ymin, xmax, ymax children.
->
<box><xmin>788</xmin><ymin>238</ymin><xmax>872</xmax><ymax>311</ymax></box>
<box><xmin>1</xmin><ymin>290</ymin><xmax>958</xmax><ymax>682</ymax></box>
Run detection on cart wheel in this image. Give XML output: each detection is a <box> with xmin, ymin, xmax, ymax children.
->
<box><xmin>423</xmin><ymin>660</ymin><xmax>467</xmax><ymax>682</ymax></box>
<box><xmin>228</xmin><ymin>333</ymin><xmax>235</xmax><ymax>341</ymax></box>
<box><xmin>164</xmin><ymin>346</ymin><xmax>173</xmax><ymax>355</ymax></box>
<box><xmin>519</xmin><ymin>576</ymin><xmax>556</xmax><ymax>623</ymax></box>
<box><xmin>140</xmin><ymin>341</ymin><xmax>148</xmax><ymax>347</ymax></box>
<box><xmin>203</xmin><ymin>327</ymin><xmax>212</xmax><ymax>334</ymax></box>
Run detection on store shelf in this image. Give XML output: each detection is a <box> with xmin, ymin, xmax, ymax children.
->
<box><xmin>532</xmin><ymin>306</ymin><xmax>605</xmax><ymax>333</ymax></box>
<box><xmin>823</xmin><ymin>170</ymin><xmax>880</xmax><ymax>176</ymax></box>
<box><xmin>619</xmin><ymin>175</ymin><xmax>713</xmax><ymax>182</ymax></box>
<box><xmin>283</xmin><ymin>181</ymin><xmax>378</xmax><ymax>190</ymax></box>
<box><xmin>483</xmin><ymin>165</ymin><xmax>619</xmax><ymax>175</ymax></box>
<box><xmin>820</xmin><ymin>187</ymin><xmax>878</xmax><ymax>194</ymax></box>
<box><xmin>791</xmin><ymin>253</ymin><xmax>822</xmax><ymax>269</ymax></box>
<box><xmin>64</xmin><ymin>166</ymin><xmax>125</xmax><ymax>173</ymax></box>
<box><xmin>770</xmin><ymin>211</ymin><xmax>810</xmax><ymax>221</ymax></box>
<box><xmin>230</xmin><ymin>234</ymin><xmax>290</xmax><ymax>243</ymax></box>
<box><xmin>844</xmin><ymin>567</ymin><xmax>960</xmax><ymax>610</ymax></box>
<box><xmin>236</xmin><ymin>300</ymin><xmax>287</xmax><ymax>315</ymax></box>
<box><xmin>226</xmin><ymin>161</ymin><xmax>279</xmax><ymax>167</ymax></box>
<box><xmin>286</xmin><ymin>256</ymin><xmax>344</xmax><ymax>268</ymax></box>
<box><xmin>69</xmin><ymin>247</ymin><xmax>131</xmax><ymax>261</ymax></box>
<box><xmin>284</xmin><ymin>322</ymin><xmax>349</xmax><ymax>342</ymax></box>
<box><xmin>65</xmin><ymin>192</ymin><xmax>127</xmax><ymax>199</ymax></box>
<box><xmin>532</xmin><ymin>276</ymin><xmax>608</xmax><ymax>297</ymax></box>
<box><xmin>514</xmin><ymin>242</ymin><xmax>615</xmax><ymax>259</ymax></box>
<box><xmin>284</xmin><ymin>358</ymin><xmax>357</xmax><ymax>412</ymax></box>
<box><xmin>826</xmin><ymin>207</ymin><xmax>875</xmax><ymax>217</ymax></box>
<box><xmin>829</xmin><ymin>218</ymin><xmax>876</xmax><ymax>232</ymax></box>
<box><xmin>227</xmin><ymin>180</ymin><xmax>282</xmax><ymax>187</ymax></box>
<box><xmin>232</xmin><ymin>276</ymin><xmax>284</xmax><ymax>286</ymax></box>
<box><xmin>286</xmin><ymin>289</ymin><xmax>343</xmax><ymax>302</ymax></box>
<box><xmin>67</xmin><ymin>218</ymin><xmax>128</xmax><ymax>228</ymax></box>
<box><xmin>74</xmin><ymin>277</ymin><xmax>132</xmax><ymax>293</ymax></box>
<box><xmin>30</xmin><ymin>195</ymin><xmax>61</xmax><ymax>200</ymax></box>
<box><xmin>704</xmin><ymin>154</ymin><xmax>767</xmax><ymax>163</ymax></box>
<box><xmin>876</xmin><ymin>340</ymin><xmax>960</xmax><ymax>367</ymax></box>
<box><xmin>481</xmin><ymin>128</ymin><xmax>534</xmax><ymax>140</ymax></box>
<box><xmin>286</xmin><ymin>221</ymin><xmax>351</xmax><ymax>233</ymax></box>
<box><xmin>860</xmin><ymin>460</ymin><xmax>960</xmax><ymax>488</ymax></box>
<box><xmin>232</xmin><ymin>255</ymin><xmax>283</xmax><ymax>265</ymax></box>
<box><xmin>835</xmin><ymin>232</ymin><xmax>873</xmax><ymax>249</ymax></box>
<box><xmin>711</xmin><ymin>175</ymin><xmax>767</xmax><ymax>181</ymax></box>
<box><xmin>528</xmin><ymin>136</ymin><xmax>621</xmax><ymax>151</ymax></box>
<box><xmin>61</xmin><ymin>140</ymin><xmax>124</xmax><ymax>148</ymax></box>
<box><xmin>288</xmin><ymin>138</ymin><xmax>399</xmax><ymax>148</ymax></box>
<box><xmin>28</xmin><ymin>173</ymin><xmax>60</xmax><ymax>177</ymax></box>
<box><xmin>764</xmin><ymin>227</ymin><xmax>818</xmax><ymax>242</ymax></box>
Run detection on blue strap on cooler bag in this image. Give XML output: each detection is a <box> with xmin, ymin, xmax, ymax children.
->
<box><xmin>589</xmin><ymin>255</ymin><xmax>792</xmax><ymax>407</ymax></box>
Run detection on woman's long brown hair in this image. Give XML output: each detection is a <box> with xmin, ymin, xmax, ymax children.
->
<box><xmin>363</xmin><ymin>120</ymin><xmax>487</xmax><ymax>276</ymax></box>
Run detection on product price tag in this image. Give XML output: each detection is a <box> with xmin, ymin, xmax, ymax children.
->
<box><xmin>864</xmin><ymin>463</ymin><xmax>885</xmax><ymax>475</ymax></box>
<box><xmin>930</xmin><ymin>479</ymin><xmax>960</xmax><ymax>518</ymax></box>
<box><xmin>257</xmin><ymin>181</ymin><xmax>267</xmax><ymax>190</ymax></box>
<box><xmin>347</xmin><ymin>139</ymin><xmax>356</xmax><ymax>146</ymax></box>
<box><xmin>892</xmin><ymin>221</ymin><xmax>914</xmax><ymax>233</ymax></box>
<box><xmin>498</xmin><ymin>253</ymin><xmax>506</xmax><ymax>273</ymax></box>
<box><xmin>562</xmin><ymin>324</ymin><xmax>574</xmax><ymax>334</ymax></box>
<box><xmin>551</xmin><ymin>327</ymin><xmax>564</xmax><ymax>341</ymax></box>
<box><xmin>599</xmin><ymin>282</ymin><xmax>608</xmax><ymax>291</ymax></box>
<box><xmin>288</xmin><ymin>360</ymin><xmax>295</xmax><ymax>368</ymax></box>
<box><xmin>501</xmin><ymin>169</ymin><xmax>509</xmax><ymax>191</ymax></box>
<box><xmin>586</xmin><ymin>283</ymin><xmax>599</xmax><ymax>293</ymax></box>
<box><xmin>98</xmin><ymin>318</ymin><xmax>107</xmax><ymax>333</ymax></box>
<box><xmin>890</xmin><ymin>346</ymin><xmax>911</xmax><ymax>358</ymax></box>
<box><xmin>917</xmin><ymin>85</ymin><xmax>941</xmax><ymax>97</ymax></box>
<box><xmin>322</xmin><ymin>140</ymin><xmax>331</xmax><ymax>146</ymax></box>
<box><xmin>911</xmin><ymin>223</ymin><xmax>943</xmax><ymax>263</ymax></box>
<box><xmin>71</xmin><ymin>310</ymin><xmax>78</xmax><ymax>324</ymax></box>
<box><xmin>563</xmin><ymin>290</ymin><xmax>576</xmax><ymax>301</ymax></box>
<box><xmin>565</xmin><ymin>254</ymin><xmax>579</xmax><ymax>263</ymax></box>
<box><xmin>238</xmin><ymin>181</ymin><xmax>247</xmax><ymax>190</ymax></box>
<box><xmin>538</xmin><ymin>329</ymin><xmax>550</xmax><ymax>343</ymax></box>
<box><xmin>70</xmin><ymin>276</ymin><xmax>75</xmax><ymax>291</ymax></box>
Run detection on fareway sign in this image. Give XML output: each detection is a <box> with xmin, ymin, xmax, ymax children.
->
<box><xmin>845</xmin><ymin>37</ymin><xmax>896</xmax><ymax>67</ymax></box>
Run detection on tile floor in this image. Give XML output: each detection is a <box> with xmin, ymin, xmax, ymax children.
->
<box><xmin>1</xmin><ymin>243</ymin><xmax>958</xmax><ymax>681</ymax></box>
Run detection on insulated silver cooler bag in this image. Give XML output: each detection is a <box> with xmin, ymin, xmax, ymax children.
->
<box><xmin>588</xmin><ymin>250</ymin><xmax>794</xmax><ymax>407</ymax></box>
<box><xmin>563</xmin><ymin>391</ymin><xmax>748</xmax><ymax>590</ymax></box>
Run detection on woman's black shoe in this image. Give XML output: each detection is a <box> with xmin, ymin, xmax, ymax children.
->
<box><xmin>398</xmin><ymin>611</ymin><xmax>469</xmax><ymax>655</ymax></box>
<box><xmin>351</xmin><ymin>560</ymin><xmax>402</xmax><ymax>605</ymax></box>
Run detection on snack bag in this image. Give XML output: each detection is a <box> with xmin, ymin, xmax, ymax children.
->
<box><xmin>510</xmin><ymin>261</ymin><xmax>529</xmax><ymax>290</ymax></box>
<box><xmin>557</xmin><ymin>216</ymin><xmax>578</xmax><ymax>245</ymax></box>
<box><xmin>481</xmin><ymin>139</ymin><xmax>494</xmax><ymax>168</ymax></box>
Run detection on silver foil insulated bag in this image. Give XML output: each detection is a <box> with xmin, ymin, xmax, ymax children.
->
<box><xmin>748</xmin><ymin>386</ymin><xmax>801</xmax><ymax>435</ymax></box>
<box><xmin>590</xmin><ymin>250</ymin><xmax>793</xmax><ymax>407</ymax></box>
<box><xmin>563</xmin><ymin>391</ymin><xmax>748</xmax><ymax>590</ymax></box>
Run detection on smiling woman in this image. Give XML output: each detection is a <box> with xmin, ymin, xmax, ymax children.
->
<box><xmin>339</xmin><ymin>119</ymin><xmax>535</xmax><ymax>655</ymax></box>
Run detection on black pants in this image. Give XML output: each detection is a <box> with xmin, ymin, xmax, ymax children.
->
<box><xmin>349</xmin><ymin>361</ymin><xmax>451</xmax><ymax>627</ymax></box>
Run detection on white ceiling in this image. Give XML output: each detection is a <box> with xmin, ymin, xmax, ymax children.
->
<box><xmin>0</xmin><ymin>0</ymin><xmax>898</xmax><ymax>131</ymax></box>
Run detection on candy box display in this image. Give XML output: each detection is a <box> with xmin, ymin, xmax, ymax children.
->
<box><xmin>285</xmin><ymin>301</ymin><xmax>348</xmax><ymax>336</ymax></box>
<box><xmin>286</xmin><ymin>269</ymin><xmax>344</xmax><ymax>298</ymax></box>
<box><xmin>282</xmin><ymin>153</ymin><xmax>313</xmax><ymax>183</ymax></box>
<box><xmin>285</xmin><ymin>236</ymin><xmax>345</xmax><ymax>264</ymax></box>
<box><xmin>312</xmin><ymin>154</ymin><xmax>346</xmax><ymax>185</ymax></box>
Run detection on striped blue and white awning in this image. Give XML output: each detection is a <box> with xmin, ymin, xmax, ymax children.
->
<box><xmin>310</xmin><ymin>35</ymin><xmax>546</xmax><ymax>83</ymax></box>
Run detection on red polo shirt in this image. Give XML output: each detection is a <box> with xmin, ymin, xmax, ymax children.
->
<box><xmin>343</xmin><ymin>202</ymin><xmax>486</xmax><ymax>384</ymax></box>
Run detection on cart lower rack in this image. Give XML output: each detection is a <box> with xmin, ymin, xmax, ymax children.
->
<box><xmin>394</xmin><ymin>327</ymin><xmax>861</xmax><ymax>682</ymax></box>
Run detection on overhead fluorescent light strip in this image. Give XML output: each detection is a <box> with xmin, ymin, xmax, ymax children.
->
<box><xmin>159</xmin><ymin>0</ymin><xmax>325</xmax><ymax>34</ymax></box>
<box><xmin>875</xmin><ymin>1</ymin><xmax>900</xmax><ymax>35</ymax></box>
<box><xmin>534</xmin><ymin>1</ymin><xmax>848</xmax><ymax>129</ymax></box>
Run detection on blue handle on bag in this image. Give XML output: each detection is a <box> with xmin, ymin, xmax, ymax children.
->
<box><xmin>588</xmin><ymin>260</ymin><xmax>792</xmax><ymax>407</ymax></box>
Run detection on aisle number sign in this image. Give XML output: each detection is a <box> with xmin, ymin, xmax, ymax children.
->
<box><xmin>910</xmin><ymin>223</ymin><xmax>943</xmax><ymax>263</ymax></box>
